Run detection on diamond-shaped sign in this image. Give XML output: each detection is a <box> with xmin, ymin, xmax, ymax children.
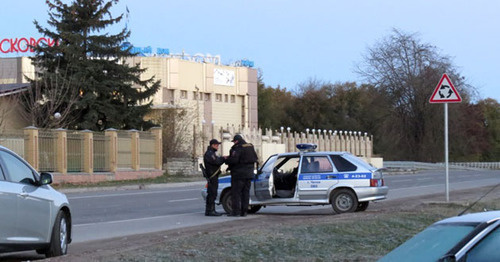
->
<box><xmin>429</xmin><ymin>74</ymin><xmax>462</xmax><ymax>103</ymax></box>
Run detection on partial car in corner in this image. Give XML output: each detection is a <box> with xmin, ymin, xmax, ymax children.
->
<box><xmin>0</xmin><ymin>145</ymin><xmax>72</xmax><ymax>257</ymax></box>
<box><xmin>379</xmin><ymin>210</ymin><xmax>500</xmax><ymax>262</ymax></box>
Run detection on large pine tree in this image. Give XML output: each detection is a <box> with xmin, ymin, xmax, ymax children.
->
<box><xmin>29</xmin><ymin>0</ymin><xmax>160</xmax><ymax>130</ymax></box>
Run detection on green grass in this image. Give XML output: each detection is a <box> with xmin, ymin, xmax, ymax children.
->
<box><xmin>98</xmin><ymin>198</ymin><xmax>500</xmax><ymax>262</ymax></box>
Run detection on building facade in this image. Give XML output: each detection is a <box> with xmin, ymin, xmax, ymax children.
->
<box><xmin>127</xmin><ymin>56</ymin><xmax>258</xmax><ymax>129</ymax></box>
<box><xmin>0</xmin><ymin>55</ymin><xmax>258</xmax><ymax>131</ymax></box>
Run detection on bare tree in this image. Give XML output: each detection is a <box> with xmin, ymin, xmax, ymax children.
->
<box><xmin>0</xmin><ymin>98</ymin><xmax>9</xmax><ymax>130</ymax></box>
<box><xmin>0</xmin><ymin>88</ymin><xmax>31</xmax><ymax>134</ymax></box>
<box><xmin>19</xmin><ymin>65</ymin><xmax>80</xmax><ymax>129</ymax></box>
<box><xmin>150</xmin><ymin>106</ymin><xmax>197</xmax><ymax>161</ymax></box>
<box><xmin>355</xmin><ymin>29</ymin><xmax>476</xmax><ymax>161</ymax></box>
<box><xmin>0</xmin><ymin>95</ymin><xmax>15</xmax><ymax>133</ymax></box>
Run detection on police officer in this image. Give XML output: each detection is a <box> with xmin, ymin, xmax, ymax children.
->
<box><xmin>204</xmin><ymin>139</ymin><xmax>225</xmax><ymax>216</ymax></box>
<box><xmin>225</xmin><ymin>134</ymin><xmax>258</xmax><ymax>217</ymax></box>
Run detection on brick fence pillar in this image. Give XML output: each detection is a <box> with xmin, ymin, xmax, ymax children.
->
<box><xmin>151</xmin><ymin>127</ymin><xmax>162</xmax><ymax>170</ymax></box>
<box><xmin>55</xmin><ymin>128</ymin><xmax>67</xmax><ymax>174</ymax></box>
<box><xmin>82</xmin><ymin>130</ymin><xmax>93</xmax><ymax>174</ymax></box>
<box><xmin>105</xmin><ymin>128</ymin><xmax>118</xmax><ymax>172</ymax></box>
<box><xmin>23</xmin><ymin>126</ymin><xmax>39</xmax><ymax>170</ymax></box>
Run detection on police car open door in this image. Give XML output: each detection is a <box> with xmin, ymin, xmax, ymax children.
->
<box><xmin>255</xmin><ymin>155</ymin><xmax>300</xmax><ymax>200</ymax></box>
<box><xmin>254</xmin><ymin>155</ymin><xmax>276</xmax><ymax>200</ymax></box>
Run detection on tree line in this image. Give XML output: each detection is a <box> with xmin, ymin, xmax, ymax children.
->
<box><xmin>258</xmin><ymin>30</ymin><xmax>500</xmax><ymax>162</ymax></box>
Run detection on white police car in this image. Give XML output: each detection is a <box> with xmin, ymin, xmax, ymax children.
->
<box><xmin>202</xmin><ymin>143</ymin><xmax>388</xmax><ymax>214</ymax></box>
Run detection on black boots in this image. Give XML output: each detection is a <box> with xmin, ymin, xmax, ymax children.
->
<box><xmin>205</xmin><ymin>210</ymin><xmax>223</xmax><ymax>216</ymax></box>
<box><xmin>205</xmin><ymin>203</ymin><xmax>222</xmax><ymax>216</ymax></box>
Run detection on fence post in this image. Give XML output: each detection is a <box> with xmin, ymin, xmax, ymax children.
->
<box><xmin>346</xmin><ymin>131</ymin><xmax>353</xmax><ymax>154</ymax></box>
<box><xmin>82</xmin><ymin>130</ymin><xmax>93</xmax><ymax>174</ymax></box>
<box><xmin>130</xmin><ymin>130</ymin><xmax>140</xmax><ymax>171</ymax></box>
<box><xmin>367</xmin><ymin>135</ymin><xmax>373</xmax><ymax>159</ymax></box>
<box><xmin>354</xmin><ymin>132</ymin><xmax>359</xmax><ymax>155</ymax></box>
<box><xmin>55</xmin><ymin>128</ymin><xmax>67</xmax><ymax>174</ymax></box>
<box><xmin>151</xmin><ymin>127</ymin><xmax>163</xmax><ymax>170</ymax></box>
<box><xmin>105</xmin><ymin>128</ymin><xmax>118</xmax><ymax>172</ymax></box>
<box><xmin>23</xmin><ymin>126</ymin><xmax>39</xmax><ymax>171</ymax></box>
<box><xmin>360</xmin><ymin>132</ymin><xmax>367</xmax><ymax>158</ymax></box>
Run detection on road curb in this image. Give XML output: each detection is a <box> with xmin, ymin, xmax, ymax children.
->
<box><xmin>59</xmin><ymin>181</ymin><xmax>207</xmax><ymax>194</ymax></box>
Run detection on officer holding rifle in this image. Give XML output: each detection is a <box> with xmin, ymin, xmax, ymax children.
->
<box><xmin>203</xmin><ymin>139</ymin><xmax>225</xmax><ymax>216</ymax></box>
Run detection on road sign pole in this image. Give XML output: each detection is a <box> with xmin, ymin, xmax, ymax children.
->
<box><xmin>430</xmin><ymin>74</ymin><xmax>460</xmax><ymax>202</ymax></box>
<box><xmin>444</xmin><ymin>103</ymin><xmax>449</xmax><ymax>202</ymax></box>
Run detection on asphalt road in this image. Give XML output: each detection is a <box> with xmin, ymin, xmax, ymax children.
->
<box><xmin>64</xmin><ymin>169</ymin><xmax>499</xmax><ymax>243</ymax></box>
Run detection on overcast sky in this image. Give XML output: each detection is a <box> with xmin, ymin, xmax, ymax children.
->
<box><xmin>1</xmin><ymin>0</ymin><xmax>499</xmax><ymax>101</ymax></box>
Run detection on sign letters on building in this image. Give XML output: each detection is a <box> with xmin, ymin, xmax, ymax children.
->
<box><xmin>0</xmin><ymin>37</ymin><xmax>57</xmax><ymax>54</ymax></box>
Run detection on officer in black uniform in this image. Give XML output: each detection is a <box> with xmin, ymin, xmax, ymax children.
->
<box><xmin>204</xmin><ymin>139</ymin><xmax>225</xmax><ymax>216</ymax></box>
<box><xmin>225</xmin><ymin>134</ymin><xmax>258</xmax><ymax>217</ymax></box>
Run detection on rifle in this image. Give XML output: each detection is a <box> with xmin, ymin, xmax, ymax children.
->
<box><xmin>199</xmin><ymin>163</ymin><xmax>221</xmax><ymax>181</ymax></box>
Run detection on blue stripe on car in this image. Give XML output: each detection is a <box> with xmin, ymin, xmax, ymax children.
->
<box><xmin>298</xmin><ymin>173</ymin><xmax>372</xmax><ymax>180</ymax></box>
<box><xmin>219</xmin><ymin>176</ymin><xmax>231</xmax><ymax>183</ymax></box>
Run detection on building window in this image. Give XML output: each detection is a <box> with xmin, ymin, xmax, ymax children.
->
<box><xmin>215</xmin><ymin>93</ymin><xmax>222</xmax><ymax>102</ymax></box>
<box><xmin>199</xmin><ymin>92</ymin><xmax>204</xmax><ymax>100</ymax></box>
<box><xmin>205</xmin><ymin>93</ymin><xmax>211</xmax><ymax>101</ymax></box>
<box><xmin>180</xmin><ymin>90</ymin><xmax>187</xmax><ymax>99</ymax></box>
<box><xmin>224</xmin><ymin>94</ymin><xmax>228</xmax><ymax>103</ymax></box>
<box><xmin>193</xmin><ymin>91</ymin><xmax>198</xmax><ymax>100</ymax></box>
<box><xmin>162</xmin><ymin>88</ymin><xmax>169</xmax><ymax>103</ymax></box>
<box><xmin>169</xmin><ymin>90</ymin><xmax>174</xmax><ymax>104</ymax></box>
<box><xmin>231</xmin><ymin>95</ymin><xmax>235</xmax><ymax>103</ymax></box>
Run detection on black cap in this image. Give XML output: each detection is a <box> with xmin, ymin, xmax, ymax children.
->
<box><xmin>209</xmin><ymin>139</ymin><xmax>221</xmax><ymax>145</ymax></box>
<box><xmin>231</xmin><ymin>134</ymin><xmax>243</xmax><ymax>142</ymax></box>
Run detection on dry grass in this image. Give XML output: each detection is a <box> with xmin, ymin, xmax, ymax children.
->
<box><xmin>96</xmin><ymin>197</ymin><xmax>499</xmax><ymax>262</ymax></box>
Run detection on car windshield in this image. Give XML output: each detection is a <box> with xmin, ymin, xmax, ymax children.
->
<box><xmin>379</xmin><ymin>223</ymin><xmax>477</xmax><ymax>262</ymax></box>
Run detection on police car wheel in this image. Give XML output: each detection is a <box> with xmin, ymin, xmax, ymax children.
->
<box><xmin>355</xmin><ymin>202</ymin><xmax>369</xmax><ymax>212</ymax></box>
<box><xmin>248</xmin><ymin>205</ymin><xmax>262</xmax><ymax>214</ymax></box>
<box><xmin>221</xmin><ymin>193</ymin><xmax>233</xmax><ymax>214</ymax></box>
<box><xmin>331</xmin><ymin>189</ymin><xmax>358</xmax><ymax>213</ymax></box>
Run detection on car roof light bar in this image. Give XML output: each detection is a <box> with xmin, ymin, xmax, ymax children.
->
<box><xmin>296</xmin><ymin>143</ymin><xmax>317</xmax><ymax>152</ymax></box>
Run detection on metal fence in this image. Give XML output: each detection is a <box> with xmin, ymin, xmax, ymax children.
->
<box><xmin>117</xmin><ymin>131</ymin><xmax>132</xmax><ymax>169</ymax></box>
<box><xmin>93</xmin><ymin>133</ymin><xmax>110</xmax><ymax>172</ymax></box>
<box><xmin>384</xmin><ymin>161</ymin><xmax>500</xmax><ymax>170</ymax></box>
<box><xmin>1</xmin><ymin>128</ymin><xmax>160</xmax><ymax>174</ymax></box>
<box><xmin>140</xmin><ymin>132</ymin><xmax>156</xmax><ymax>169</ymax></box>
<box><xmin>67</xmin><ymin>131</ymin><xmax>84</xmax><ymax>172</ymax></box>
<box><xmin>449</xmin><ymin>162</ymin><xmax>500</xmax><ymax>170</ymax></box>
<box><xmin>0</xmin><ymin>129</ymin><xmax>24</xmax><ymax>157</ymax></box>
<box><xmin>38</xmin><ymin>130</ymin><xmax>57</xmax><ymax>172</ymax></box>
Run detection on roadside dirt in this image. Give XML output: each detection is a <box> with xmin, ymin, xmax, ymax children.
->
<box><xmin>3</xmin><ymin>186</ymin><xmax>498</xmax><ymax>262</ymax></box>
<box><xmin>46</xmin><ymin>186</ymin><xmax>500</xmax><ymax>262</ymax></box>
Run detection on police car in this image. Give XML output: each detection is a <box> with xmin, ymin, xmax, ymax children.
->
<box><xmin>202</xmin><ymin>143</ymin><xmax>388</xmax><ymax>214</ymax></box>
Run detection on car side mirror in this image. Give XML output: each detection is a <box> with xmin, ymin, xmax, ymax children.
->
<box><xmin>39</xmin><ymin>172</ymin><xmax>53</xmax><ymax>186</ymax></box>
